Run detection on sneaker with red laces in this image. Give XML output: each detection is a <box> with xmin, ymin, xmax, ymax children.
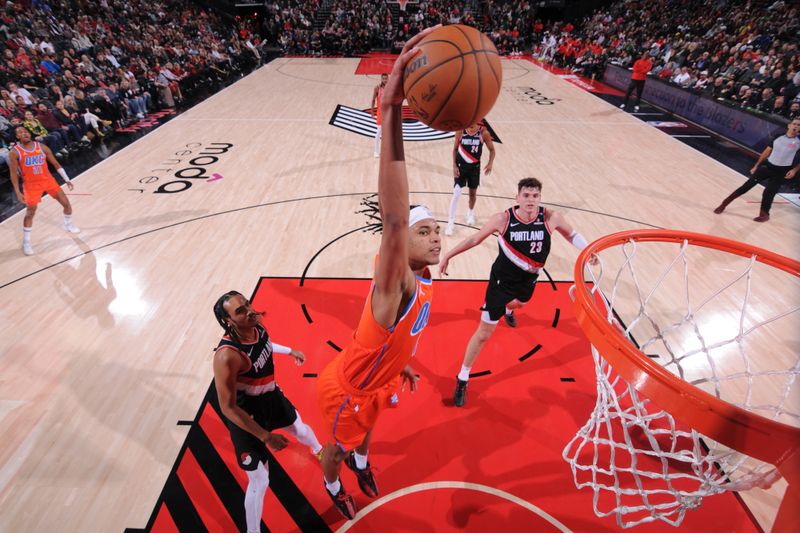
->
<box><xmin>344</xmin><ymin>452</ymin><xmax>379</xmax><ymax>498</ymax></box>
<box><xmin>325</xmin><ymin>481</ymin><xmax>356</xmax><ymax>519</ymax></box>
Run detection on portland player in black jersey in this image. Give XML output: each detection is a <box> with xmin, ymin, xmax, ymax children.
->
<box><xmin>439</xmin><ymin>178</ymin><xmax>596</xmax><ymax>407</ymax></box>
<box><xmin>212</xmin><ymin>291</ymin><xmax>323</xmax><ymax>533</ymax></box>
<box><xmin>446</xmin><ymin>122</ymin><xmax>495</xmax><ymax>235</ymax></box>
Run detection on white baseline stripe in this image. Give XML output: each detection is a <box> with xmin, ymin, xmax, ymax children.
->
<box><xmin>333</xmin><ymin>117</ymin><xmax>375</xmax><ymax>130</ymax></box>
<box><xmin>337</xmin><ymin>107</ymin><xmax>373</xmax><ymax>118</ymax></box>
<box><xmin>336</xmin><ymin>114</ymin><xmax>378</xmax><ymax>129</ymax></box>
<box><xmin>334</xmin><ymin>481</ymin><xmax>571</xmax><ymax>532</ymax></box>
<box><xmin>332</xmin><ymin>116</ymin><xmax>373</xmax><ymax>128</ymax></box>
<box><xmin>337</xmin><ymin>107</ymin><xmax>374</xmax><ymax>119</ymax></box>
<box><xmin>337</xmin><ymin>110</ymin><xmax>377</xmax><ymax>124</ymax></box>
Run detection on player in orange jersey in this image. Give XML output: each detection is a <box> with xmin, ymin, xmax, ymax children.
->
<box><xmin>318</xmin><ymin>26</ymin><xmax>442</xmax><ymax>520</ymax></box>
<box><xmin>8</xmin><ymin>125</ymin><xmax>80</xmax><ymax>256</ymax></box>
<box><xmin>371</xmin><ymin>73</ymin><xmax>388</xmax><ymax>157</ymax></box>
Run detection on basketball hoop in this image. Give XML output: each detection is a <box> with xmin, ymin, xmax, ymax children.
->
<box><xmin>398</xmin><ymin>0</ymin><xmax>408</xmax><ymax>11</ymax></box>
<box><xmin>564</xmin><ymin>230</ymin><xmax>799</xmax><ymax>529</ymax></box>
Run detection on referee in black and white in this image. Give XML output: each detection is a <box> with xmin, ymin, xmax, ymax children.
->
<box><xmin>714</xmin><ymin>117</ymin><xmax>800</xmax><ymax>222</ymax></box>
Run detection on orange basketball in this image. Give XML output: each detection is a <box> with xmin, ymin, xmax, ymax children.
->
<box><xmin>403</xmin><ymin>25</ymin><xmax>502</xmax><ymax>131</ymax></box>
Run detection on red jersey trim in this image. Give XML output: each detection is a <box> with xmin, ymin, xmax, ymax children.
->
<box><xmin>214</xmin><ymin>345</ymin><xmax>252</xmax><ymax>373</ymax></box>
<box><xmin>498</xmin><ymin>235</ymin><xmax>545</xmax><ymax>271</ymax></box>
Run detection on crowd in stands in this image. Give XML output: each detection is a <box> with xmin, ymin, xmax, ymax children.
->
<box><xmin>535</xmin><ymin>0</ymin><xmax>800</xmax><ymax>121</ymax></box>
<box><xmin>0</xmin><ymin>0</ymin><xmax>261</xmax><ymax>168</ymax></box>
<box><xmin>1</xmin><ymin>0</ymin><xmax>795</xmax><ymax>173</ymax></box>
<box><xmin>261</xmin><ymin>0</ymin><xmax>797</xmax><ymax>122</ymax></box>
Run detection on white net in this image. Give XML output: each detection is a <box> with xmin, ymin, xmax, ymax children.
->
<box><xmin>563</xmin><ymin>236</ymin><xmax>800</xmax><ymax>528</ymax></box>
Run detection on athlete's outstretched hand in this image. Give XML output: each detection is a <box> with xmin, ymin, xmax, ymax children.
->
<box><xmin>401</xmin><ymin>364</ymin><xmax>418</xmax><ymax>393</ymax></box>
<box><xmin>290</xmin><ymin>349</ymin><xmax>305</xmax><ymax>366</ymax></box>
<box><xmin>439</xmin><ymin>254</ymin><xmax>451</xmax><ymax>276</ymax></box>
<box><xmin>382</xmin><ymin>25</ymin><xmax>442</xmax><ymax>107</ymax></box>
<box><xmin>264</xmin><ymin>432</ymin><xmax>289</xmax><ymax>451</ymax></box>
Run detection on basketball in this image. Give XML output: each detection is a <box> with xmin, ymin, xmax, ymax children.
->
<box><xmin>403</xmin><ymin>25</ymin><xmax>502</xmax><ymax>131</ymax></box>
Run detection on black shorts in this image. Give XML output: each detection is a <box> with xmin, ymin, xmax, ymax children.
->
<box><xmin>481</xmin><ymin>270</ymin><xmax>539</xmax><ymax>322</ymax></box>
<box><xmin>455</xmin><ymin>162</ymin><xmax>480</xmax><ymax>189</ymax></box>
<box><xmin>224</xmin><ymin>386</ymin><xmax>298</xmax><ymax>470</ymax></box>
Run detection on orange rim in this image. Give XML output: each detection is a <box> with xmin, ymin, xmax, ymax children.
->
<box><xmin>573</xmin><ymin>230</ymin><xmax>800</xmax><ymax>475</ymax></box>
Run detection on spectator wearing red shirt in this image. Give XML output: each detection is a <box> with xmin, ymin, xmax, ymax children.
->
<box><xmin>621</xmin><ymin>51</ymin><xmax>653</xmax><ymax>111</ymax></box>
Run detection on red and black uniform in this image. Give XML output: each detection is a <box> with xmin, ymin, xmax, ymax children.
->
<box><xmin>215</xmin><ymin>325</ymin><xmax>297</xmax><ymax>470</ymax></box>
<box><xmin>456</xmin><ymin>126</ymin><xmax>484</xmax><ymax>189</ymax></box>
<box><xmin>482</xmin><ymin>206</ymin><xmax>552</xmax><ymax>321</ymax></box>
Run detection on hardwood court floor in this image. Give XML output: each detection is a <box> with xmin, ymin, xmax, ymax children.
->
<box><xmin>0</xmin><ymin>57</ymin><xmax>796</xmax><ymax>532</ymax></box>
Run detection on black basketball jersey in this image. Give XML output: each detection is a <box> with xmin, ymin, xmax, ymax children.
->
<box><xmin>493</xmin><ymin>206</ymin><xmax>552</xmax><ymax>280</ymax></box>
<box><xmin>457</xmin><ymin>126</ymin><xmax>483</xmax><ymax>165</ymax></box>
<box><xmin>215</xmin><ymin>325</ymin><xmax>276</xmax><ymax>397</ymax></box>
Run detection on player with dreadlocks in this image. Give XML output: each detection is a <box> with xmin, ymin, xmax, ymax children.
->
<box><xmin>212</xmin><ymin>290</ymin><xmax>323</xmax><ymax>533</ymax></box>
<box><xmin>316</xmin><ymin>26</ymin><xmax>442</xmax><ymax>520</ymax></box>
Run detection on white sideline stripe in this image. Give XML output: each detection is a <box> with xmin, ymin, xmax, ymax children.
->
<box><xmin>333</xmin><ymin>481</ymin><xmax>571</xmax><ymax>532</ymax></box>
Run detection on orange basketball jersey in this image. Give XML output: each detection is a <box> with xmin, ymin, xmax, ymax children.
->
<box><xmin>14</xmin><ymin>142</ymin><xmax>52</xmax><ymax>183</ymax></box>
<box><xmin>337</xmin><ymin>269</ymin><xmax>433</xmax><ymax>394</ymax></box>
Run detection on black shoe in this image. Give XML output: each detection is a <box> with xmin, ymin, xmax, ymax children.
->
<box><xmin>325</xmin><ymin>480</ymin><xmax>356</xmax><ymax>519</ymax></box>
<box><xmin>344</xmin><ymin>452</ymin><xmax>379</xmax><ymax>497</ymax></box>
<box><xmin>454</xmin><ymin>378</ymin><xmax>468</xmax><ymax>407</ymax></box>
<box><xmin>504</xmin><ymin>312</ymin><xmax>517</xmax><ymax>328</ymax></box>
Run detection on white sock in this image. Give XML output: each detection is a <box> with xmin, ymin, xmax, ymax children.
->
<box><xmin>353</xmin><ymin>451</ymin><xmax>368</xmax><ymax>470</ymax></box>
<box><xmin>458</xmin><ymin>365</ymin><xmax>471</xmax><ymax>381</ymax></box>
<box><xmin>505</xmin><ymin>307</ymin><xmax>513</xmax><ymax>315</ymax></box>
<box><xmin>325</xmin><ymin>477</ymin><xmax>341</xmax><ymax>494</ymax></box>
<box><xmin>244</xmin><ymin>462</ymin><xmax>269</xmax><ymax>533</ymax></box>
<box><xmin>23</xmin><ymin>227</ymin><xmax>31</xmax><ymax>244</ymax></box>
<box><xmin>373</xmin><ymin>128</ymin><xmax>380</xmax><ymax>153</ymax></box>
<box><xmin>467</xmin><ymin>208</ymin><xmax>474</xmax><ymax>218</ymax></box>
<box><xmin>448</xmin><ymin>185</ymin><xmax>462</xmax><ymax>223</ymax></box>
<box><xmin>285</xmin><ymin>411</ymin><xmax>322</xmax><ymax>455</ymax></box>
<box><xmin>63</xmin><ymin>214</ymin><xmax>72</xmax><ymax>225</ymax></box>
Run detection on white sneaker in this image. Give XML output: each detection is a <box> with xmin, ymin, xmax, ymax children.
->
<box><xmin>64</xmin><ymin>222</ymin><xmax>81</xmax><ymax>234</ymax></box>
<box><xmin>445</xmin><ymin>222</ymin><xmax>454</xmax><ymax>236</ymax></box>
<box><xmin>619</xmin><ymin>103</ymin><xmax>625</xmax><ymax>109</ymax></box>
<box><xmin>23</xmin><ymin>242</ymin><xmax>34</xmax><ymax>255</ymax></box>
<box><xmin>466</xmin><ymin>212</ymin><xmax>475</xmax><ymax>226</ymax></box>
<box><xmin>634</xmin><ymin>105</ymin><xmax>640</xmax><ymax>112</ymax></box>
<box><xmin>373</xmin><ymin>152</ymin><xmax>379</xmax><ymax>158</ymax></box>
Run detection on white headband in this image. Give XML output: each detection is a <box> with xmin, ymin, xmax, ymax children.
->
<box><xmin>408</xmin><ymin>205</ymin><xmax>435</xmax><ymax>228</ymax></box>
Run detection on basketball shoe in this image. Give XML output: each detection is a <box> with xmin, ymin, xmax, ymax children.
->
<box><xmin>344</xmin><ymin>451</ymin><xmax>379</xmax><ymax>498</ymax></box>
<box><xmin>325</xmin><ymin>481</ymin><xmax>356</xmax><ymax>519</ymax></box>
<box><xmin>64</xmin><ymin>222</ymin><xmax>81</xmax><ymax>234</ymax></box>
<box><xmin>454</xmin><ymin>378</ymin><xmax>468</xmax><ymax>407</ymax></box>
<box><xmin>504</xmin><ymin>311</ymin><xmax>517</xmax><ymax>328</ymax></box>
